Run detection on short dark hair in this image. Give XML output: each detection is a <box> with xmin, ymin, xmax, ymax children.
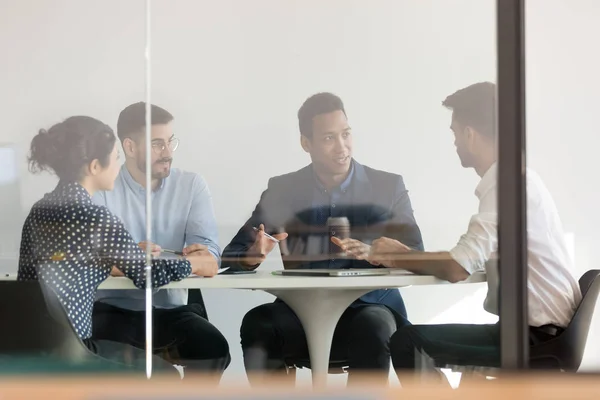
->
<box><xmin>297</xmin><ymin>92</ymin><xmax>346</xmax><ymax>137</ymax></box>
<box><xmin>28</xmin><ymin>116</ymin><xmax>116</xmax><ymax>182</ymax></box>
<box><xmin>116</xmin><ymin>102</ymin><xmax>174</xmax><ymax>143</ymax></box>
<box><xmin>442</xmin><ymin>82</ymin><xmax>496</xmax><ymax>137</ymax></box>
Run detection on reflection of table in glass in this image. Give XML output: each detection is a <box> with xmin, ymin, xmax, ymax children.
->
<box><xmin>99</xmin><ymin>270</ymin><xmax>487</xmax><ymax>387</ymax></box>
<box><xmin>2</xmin><ymin>372</ymin><xmax>598</xmax><ymax>398</ymax></box>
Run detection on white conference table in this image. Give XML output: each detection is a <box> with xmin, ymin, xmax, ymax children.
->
<box><xmin>2</xmin><ymin>269</ymin><xmax>486</xmax><ymax>386</ymax></box>
<box><xmin>99</xmin><ymin>269</ymin><xmax>487</xmax><ymax>386</ymax></box>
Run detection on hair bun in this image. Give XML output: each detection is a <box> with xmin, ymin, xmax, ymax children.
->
<box><xmin>28</xmin><ymin>116</ymin><xmax>116</xmax><ymax>182</ymax></box>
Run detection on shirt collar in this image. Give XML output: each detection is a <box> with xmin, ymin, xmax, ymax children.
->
<box><xmin>121</xmin><ymin>164</ymin><xmax>166</xmax><ymax>193</ymax></box>
<box><xmin>475</xmin><ymin>162</ymin><xmax>497</xmax><ymax>199</ymax></box>
<box><xmin>56</xmin><ymin>180</ymin><xmax>93</xmax><ymax>202</ymax></box>
<box><xmin>313</xmin><ymin>159</ymin><xmax>355</xmax><ymax>194</ymax></box>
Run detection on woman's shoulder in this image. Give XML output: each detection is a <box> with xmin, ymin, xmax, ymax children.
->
<box><xmin>85</xmin><ymin>202</ymin><xmax>130</xmax><ymax>229</ymax></box>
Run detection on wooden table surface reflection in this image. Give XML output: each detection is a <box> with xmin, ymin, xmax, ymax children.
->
<box><xmin>0</xmin><ymin>372</ymin><xmax>598</xmax><ymax>399</ymax></box>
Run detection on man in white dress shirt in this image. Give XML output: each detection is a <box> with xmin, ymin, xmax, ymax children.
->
<box><xmin>333</xmin><ymin>82</ymin><xmax>582</xmax><ymax>383</ymax></box>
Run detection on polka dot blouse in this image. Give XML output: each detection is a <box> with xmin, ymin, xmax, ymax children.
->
<box><xmin>17</xmin><ymin>181</ymin><xmax>192</xmax><ymax>339</ymax></box>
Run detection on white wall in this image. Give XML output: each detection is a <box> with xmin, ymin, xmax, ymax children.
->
<box><xmin>1</xmin><ymin>0</ymin><xmax>598</xmax><ymax>382</ymax></box>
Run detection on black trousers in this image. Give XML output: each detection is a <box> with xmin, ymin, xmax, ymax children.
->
<box><xmin>92</xmin><ymin>302</ymin><xmax>230</xmax><ymax>374</ymax></box>
<box><xmin>240</xmin><ymin>301</ymin><xmax>398</xmax><ymax>384</ymax></box>
<box><xmin>83</xmin><ymin>338</ymin><xmax>179</xmax><ymax>376</ymax></box>
<box><xmin>390</xmin><ymin>323</ymin><xmax>561</xmax><ymax>381</ymax></box>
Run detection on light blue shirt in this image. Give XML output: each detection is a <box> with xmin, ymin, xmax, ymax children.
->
<box><xmin>93</xmin><ymin>165</ymin><xmax>221</xmax><ymax>311</ymax></box>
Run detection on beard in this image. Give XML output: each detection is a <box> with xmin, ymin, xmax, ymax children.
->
<box><xmin>136</xmin><ymin>157</ymin><xmax>172</xmax><ymax>179</ymax></box>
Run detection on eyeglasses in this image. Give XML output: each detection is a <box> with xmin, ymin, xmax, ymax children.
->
<box><xmin>151</xmin><ymin>138</ymin><xmax>180</xmax><ymax>154</ymax></box>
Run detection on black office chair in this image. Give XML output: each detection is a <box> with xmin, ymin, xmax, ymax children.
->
<box><xmin>446</xmin><ymin>269</ymin><xmax>600</xmax><ymax>381</ymax></box>
<box><xmin>0</xmin><ymin>280</ymin><xmax>124</xmax><ymax>373</ymax></box>
<box><xmin>528</xmin><ymin>269</ymin><xmax>600</xmax><ymax>371</ymax></box>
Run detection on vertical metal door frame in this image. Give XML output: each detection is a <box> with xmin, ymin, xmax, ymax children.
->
<box><xmin>497</xmin><ymin>0</ymin><xmax>529</xmax><ymax>369</ymax></box>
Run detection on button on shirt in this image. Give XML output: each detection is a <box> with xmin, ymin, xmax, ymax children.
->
<box><xmin>93</xmin><ymin>166</ymin><xmax>221</xmax><ymax>311</ymax></box>
<box><xmin>17</xmin><ymin>181</ymin><xmax>191</xmax><ymax>339</ymax></box>
<box><xmin>449</xmin><ymin>164</ymin><xmax>582</xmax><ymax>327</ymax></box>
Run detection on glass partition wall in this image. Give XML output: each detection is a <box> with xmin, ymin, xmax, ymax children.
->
<box><xmin>3</xmin><ymin>0</ymin><xmax>597</xmax><ymax>387</ymax></box>
<box><xmin>0</xmin><ymin>0</ymin><xmax>147</xmax><ymax>373</ymax></box>
<box><xmin>525</xmin><ymin>0</ymin><xmax>600</xmax><ymax>374</ymax></box>
<box><xmin>145</xmin><ymin>0</ymin><xmax>502</xmax><ymax>386</ymax></box>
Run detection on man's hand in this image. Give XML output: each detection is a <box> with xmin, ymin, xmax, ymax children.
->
<box><xmin>331</xmin><ymin>236</ymin><xmax>412</xmax><ymax>267</ymax></box>
<box><xmin>183</xmin><ymin>243</ymin><xmax>209</xmax><ymax>256</ymax></box>
<box><xmin>369</xmin><ymin>237</ymin><xmax>412</xmax><ymax>267</ymax></box>
<box><xmin>185</xmin><ymin>244</ymin><xmax>219</xmax><ymax>277</ymax></box>
<box><xmin>330</xmin><ymin>237</ymin><xmax>375</xmax><ymax>263</ymax></box>
<box><xmin>138</xmin><ymin>241</ymin><xmax>162</xmax><ymax>258</ymax></box>
<box><xmin>110</xmin><ymin>266</ymin><xmax>124</xmax><ymax>276</ymax></box>
<box><xmin>241</xmin><ymin>224</ymin><xmax>288</xmax><ymax>267</ymax></box>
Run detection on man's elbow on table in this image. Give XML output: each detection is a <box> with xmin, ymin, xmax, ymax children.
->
<box><xmin>444</xmin><ymin>262</ymin><xmax>471</xmax><ymax>283</ymax></box>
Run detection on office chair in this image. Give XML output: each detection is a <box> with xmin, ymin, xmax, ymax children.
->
<box><xmin>447</xmin><ymin>269</ymin><xmax>600</xmax><ymax>382</ymax></box>
<box><xmin>528</xmin><ymin>269</ymin><xmax>600</xmax><ymax>371</ymax></box>
<box><xmin>0</xmin><ymin>280</ymin><xmax>125</xmax><ymax>373</ymax></box>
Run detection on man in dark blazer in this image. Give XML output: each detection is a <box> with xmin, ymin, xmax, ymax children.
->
<box><xmin>222</xmin><ymin>92</ymin><xmax>423</xmax><ymax>385</ymax></box>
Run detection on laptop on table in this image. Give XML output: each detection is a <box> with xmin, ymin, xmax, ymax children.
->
<box><xmin>273</xmin><ymin>269</ymin><xmax>390</xmax><ymax>277</ymax></box>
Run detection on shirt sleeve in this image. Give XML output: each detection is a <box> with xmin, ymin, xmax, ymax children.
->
<box><xmin>449</xmin><ymin>211</ymin><xmax>497</xmax><ymax>274</ymax></box>
<box><xmin>93</xmin><ymin>205</ymin><xmax>192</xmax><ymax>288</ymax></box>
<box><xmin>184</xmin><ymin>175</ymin><xmax>221</xmax><ymax>264</ymax></box>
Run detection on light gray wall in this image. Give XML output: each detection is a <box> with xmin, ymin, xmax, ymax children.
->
<box><xmin>1</xmin><ymin>0</ymin><xmax>599</xmax><ymax>383</ymax></box>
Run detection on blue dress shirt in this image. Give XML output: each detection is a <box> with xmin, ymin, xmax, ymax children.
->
<box><xmin>93</xmin><ymin>165</ymin><xmax>221</xmax><ymax>311</ymax></box>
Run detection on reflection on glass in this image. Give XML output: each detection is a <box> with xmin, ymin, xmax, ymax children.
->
<box><xmin>4</xmin><ymin>0</ymin><xmax>596</xmax><ymax>391</ymax></box>
<box><xmin>149</xmin><ymin>0</ymin><xmax>502</xmax><ymax>388</ymax></box>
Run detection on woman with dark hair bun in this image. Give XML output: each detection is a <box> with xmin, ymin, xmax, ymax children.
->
<box><xmin>18</xmin><ymin>116</ymin><xmax>202</xmax><ymax>374</ymax></box>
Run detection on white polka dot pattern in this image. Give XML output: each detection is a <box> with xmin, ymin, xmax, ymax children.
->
<box><xmin>17</xmin><ymin>181</ymin><xmax>192</xmax><ymax>339</ymax></box>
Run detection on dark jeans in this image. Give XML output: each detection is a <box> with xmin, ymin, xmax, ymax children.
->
<box><xmin>83</xmin><ymin>338</ymin><xmax>179</xmax><ymax>376</ymax></box>
<box><xmin>92</xmin><ymin>302</ymin><xmax>230</xmax><ymax>375</ymax></box>
<box><xmin>390</xmin><ymin>323</ymin><xmax>561</xmax><ymax>382</ymax></box>
<box><xmin>240</xmin><ymin>301</ymin><xmax>398</xmax><ymax>385</ymax></box>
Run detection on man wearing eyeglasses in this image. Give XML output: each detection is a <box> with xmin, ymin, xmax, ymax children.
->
<box><xmin>91</xmin><ymin>102</ymin><xmax>230</xmax><ymax>380</ymax></box>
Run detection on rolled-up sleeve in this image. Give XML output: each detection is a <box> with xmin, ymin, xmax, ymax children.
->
<box><xmin>449</xmin><ymin>211</ymin><xmax>497</xmax><ymax>274</ymax></box>
<box><xmin>185</xmin><ymin>175</ymin><xmax>221</xmax><ymax>264</ymax></box>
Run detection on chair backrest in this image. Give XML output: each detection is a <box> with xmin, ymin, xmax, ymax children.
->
<box><xmin>0</xmin><ymin>280</ymin><xmax>90</xmax><ymax>360</ymax></box>
<box><xmin>530</xmin><ymin>269</ymin><xmax>600</xmax><ymax>371</ymax></box>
